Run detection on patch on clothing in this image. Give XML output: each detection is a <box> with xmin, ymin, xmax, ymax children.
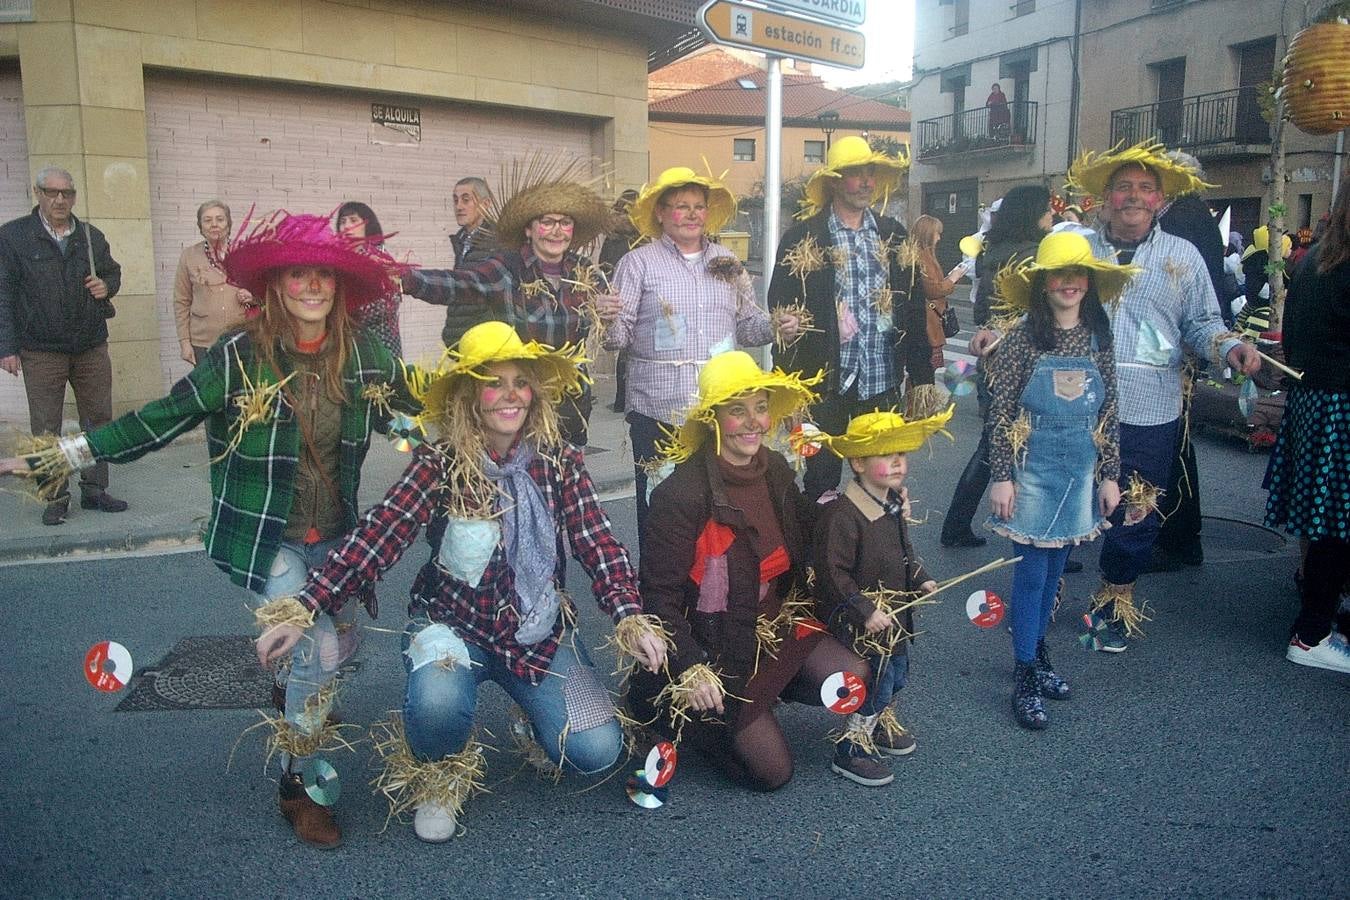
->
<box><xmin>1134</xmin><ymin>321</ymin><xmax>1175</xmax><ymax>366</ymax></box>
<box><xmin>436</xmin><ymin>517</ymin><xmax>500</xmax><ymax>587</ymax></box>
<box><xmin>404</xmin><ymin>622</ymin><xmax>473</xmax><ymax>673</ymax></box>
<box><xmin>696</xmin><ymin>556</ymin><xmax>730</xmax><ymax>613</ymax></box>
<box><xmin>562</xmin><ymin>664</ymin><xmax>615</xmax><ymax>732</ymax></box>
<box><xmin>1053</xmin><ymin>369</ymin><xmax>1087</xmax><ymax>402</ymax></box>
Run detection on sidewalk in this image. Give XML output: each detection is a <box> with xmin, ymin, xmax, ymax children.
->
<box><xmin>0</xmin><ymin>374</ymin><xmax>637</xmax><ymax>563</ymax></box>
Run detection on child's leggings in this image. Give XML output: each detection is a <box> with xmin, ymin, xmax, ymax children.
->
<box><xmin>1009</xmin><ymin>544</ymin><xmax>1072</xmax><ymax>663</ymax></box>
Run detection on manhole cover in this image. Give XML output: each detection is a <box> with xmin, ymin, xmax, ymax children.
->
<box><xmin>1200</xmin><ymin>516</ymin><xmax>1288</xmax><ymax>557</ymax></box>
<box><xmin>116</xmin><ymin>635</ymin><xmax>357</xmax><ymax>712</ymax></box>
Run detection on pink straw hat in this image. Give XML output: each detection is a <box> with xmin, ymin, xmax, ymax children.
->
<box><xmin>225</xmin><ymin>210</ymin><xmax>407</xmax><ymax>308</ymax></box>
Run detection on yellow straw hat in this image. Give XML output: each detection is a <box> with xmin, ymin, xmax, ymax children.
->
<box><xmin>798</xmin><ymin>135</ymin><xmax>909</xmax><ymax>220</ymax></box>
<box><xmin>817</xmin><ymin>407</ymin><xmax>956</xmax><ymax>459</ymax></box>
<box><xmin>1066</xmin><ymin>140</ymin><xmax>1215</xmax><ymax>200</ymax></box>
<box><xmin>663</xmin><ymin>350</ymin><xmax>822</xmax><ymax>463</ymax></box>
<box><xmin>994</xmin><ymin>231</ymin><xmax>1141</xmax><ymax>315</ymax></box>
<box><xmin>629</xmin><ymin>166</ymin><xmax>738</xmax><ymax>241</ymax></box>
<box><xmin>1241</xmin><ymin>225</ymin><xmax>1294</xmax><ymax>261</ymax></box>
<box><xmin>417</xmin><ymin>321</ymin><xmax>587</xmax><ymax>432</ymax></box>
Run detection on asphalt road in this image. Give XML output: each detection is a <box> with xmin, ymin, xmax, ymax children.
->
<box><xmin>1</xmin><ymin>405</ymin><xmax>1347</xmax><ymax>899</ymax></box>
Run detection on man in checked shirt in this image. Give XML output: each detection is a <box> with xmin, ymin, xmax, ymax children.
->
<box><xmin>608</xmin><ymin>166</ymin><xmax>799</xmax><ymax>545</ymax></box>
<box><xmin>768</xmin><ymin>136</ymin><xmax>935</xmax><ymax>501</ymax></box>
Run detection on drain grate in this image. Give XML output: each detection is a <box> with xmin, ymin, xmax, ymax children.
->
<box><xmin>116</xmin><ymin>635</ymin><xmax>357</xmax><ymax>712</ymax></box>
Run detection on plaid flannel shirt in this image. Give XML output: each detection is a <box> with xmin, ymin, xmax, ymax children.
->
<box><xmin>607</xmin><ymin>236</ymin><xmax>773</xmax><ymax>424</ymax></box>
<box><xmin>85</xmin><ymin>330</ymin><xmax>413</xmax><ymax>593</ymax></box>
<box><xmin>297</xmin><ymin>442</ymin><xmax>641</xmax><ymax>684</ymax></box>
<box><xmin>829</xmin><ymin>209</ymin><xmax>895</xmax><ymax>399</ymax></box>
<box><xmin>1089</xmin><ymin>225</ymin><xmax>1241</xmax><ymax>426</ymax></box>
<box><xmin>404</xmin><ymin>245</ymin><xmax>591</xmax><ymax>348</ymax></box>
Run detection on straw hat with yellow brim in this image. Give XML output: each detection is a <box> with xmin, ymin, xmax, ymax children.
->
<box><xmin>1066</xmin><ymin>140</ymin><xmax>1215</xmax><ymax>200</ymax></box>
<box><xmin>661</xmin><ymin>350</ymin><xmax>823</xmax><ymax>464</ymax></box>
<box><xmin>417</xmin><ymin>321</ymin><xmax>587</xmax><ymax>433</ymax></box>
<box><xmin>816</xmin><ymin>407</ymin><xmax>956</xmax><ymax>459</ymax></box>
<box><xmin>630</xmin><ymin>166</ymin><xmax>738</xmax><ymax>241</ymax></box>
<box><xmin>1241</xmin><ymin>225</ymin><xmax>1293</xmax><ymax>262</ymax></box>
<box><xmin>798</xmin><ymin>135</ymin><xmax>910</xmax><ymax>220</ymax></box>
<box><xmin>994</xmin><ymin>232</ymin><xmax>1141</xmax><ymax>314</ymax></box>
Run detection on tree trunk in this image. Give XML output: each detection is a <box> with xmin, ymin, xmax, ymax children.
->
<box><xmin>1268</xmin><ymin>95</ymin><xmax>1288</xmax><ymax>334</ymax></box>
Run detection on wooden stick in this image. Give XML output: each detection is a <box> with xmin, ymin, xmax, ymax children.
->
<box><xmin>83</xmin><ymin>221</ymin><xmax>98</xmax><ymax>287</ymax></box>
<box><xmin>922</xmin><ymin>556</ymin><xmax>1023</xmax><ymax>603</ymax></box>
<box><xmin>1256</xmin><ymin>349</ymin><xmax>1303</xmax><ymax>381</ymax></box>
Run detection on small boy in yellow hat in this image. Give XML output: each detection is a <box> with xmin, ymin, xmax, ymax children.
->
<box><xmin>811</xmin><ymin>406</ymin><xmax>953</xmax><ymax>786</ymax></box>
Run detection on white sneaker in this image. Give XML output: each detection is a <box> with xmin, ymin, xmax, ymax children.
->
<box><xmin>413</xmin><ymin>802</ymin><xmax>457</xmax><ymax>843</ymax></box>
<box><xmin>1286</xmin><ymin>634</ymin><xmax>1350</xmax><ymax>675</ymax></box>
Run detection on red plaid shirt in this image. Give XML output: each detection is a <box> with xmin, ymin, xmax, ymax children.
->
<box><xmin>298</xmin><ymin>442</ymin><xmax>641</xmax><ymax>683</ymax></box>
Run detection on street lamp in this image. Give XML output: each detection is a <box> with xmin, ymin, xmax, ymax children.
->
<box><xmin>817</xmin><ymin>110</ymin><xmax>840</xmax><ymax>152</ymax></box>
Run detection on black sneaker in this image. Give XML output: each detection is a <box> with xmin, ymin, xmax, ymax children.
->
<box><xmin>830</xmin><ymin>747</ymin><xmax>894</xmax><ymax>786</ymax></box>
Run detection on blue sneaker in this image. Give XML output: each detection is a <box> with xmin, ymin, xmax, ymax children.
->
<box><xmin>1080</xmin><ymin>613</ymin><xmax>1127</xmax><ymax>653</ymax></box>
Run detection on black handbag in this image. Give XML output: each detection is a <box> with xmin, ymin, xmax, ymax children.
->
<box><xmin>930</xmin><ymin>302</ymin><xmax>960</xmax><ymax>338</ymax></box>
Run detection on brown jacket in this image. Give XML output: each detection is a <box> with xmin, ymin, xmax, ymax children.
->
<box><xmin>813</xmin><ymin>481</ymin><xmax>931</xmax><ymax>651</ymax></box>
<box><xmin>640</xmin><ymin>445</ymin><xmax>813</xmax><ymax>680</ymax></box>
<box><xmin>173</xmin><ymin>241</ymin><xmax>251</xmax><ymax>348</ymax></box>
<box><xmin>918</xmin><ymin>246</ymin><xmax>954</xmax><ymax>350</ymax></box>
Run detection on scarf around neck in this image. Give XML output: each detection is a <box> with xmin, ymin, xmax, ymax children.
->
<box><xmin>484</xmin><ymin>442</ymin><xmax>560</xmax><ymax>645</ymax></box>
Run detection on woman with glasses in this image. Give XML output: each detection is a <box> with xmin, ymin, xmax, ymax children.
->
<box><xmin>402</xmin><ymin>160</ymin><xmax>616</xmax><ymax>446</ymax></box>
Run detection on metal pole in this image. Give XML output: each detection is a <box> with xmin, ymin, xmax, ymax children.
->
<box><xmin>761</xmin><ymin>56</ymin><xmax>783</xmax><ymax>368</ymax></box>
<box><xmin>1333</xmin><ymin>129</ymin><xmax>1344</xmax><ymax>203</ymax></box>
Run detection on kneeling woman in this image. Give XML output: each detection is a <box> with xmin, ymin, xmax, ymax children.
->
<box><xmin>630</xmin><ymin>350</ymin><xmax>870</xmax><ymax>791</ymax></box>
<box><xmin>257</xmin><ymin>321</ymin><xmax>667</xmax><ymax>842</ymax></box>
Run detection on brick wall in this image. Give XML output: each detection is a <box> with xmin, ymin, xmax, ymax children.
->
<box><xmin>1</xmin><ymin>68</ymin><xmax>29</xmax><ymax>428</ymax></box>
<box><xmin>144</xmin><ymin>72</ymin><xmax>596</xmax><ymax>388</ymax></box>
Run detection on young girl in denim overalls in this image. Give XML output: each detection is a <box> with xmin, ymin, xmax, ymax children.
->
<box><xmin>984</xmin><ymin>232</ymin><xmax>1135</xmax><ymax>729</ymax></box>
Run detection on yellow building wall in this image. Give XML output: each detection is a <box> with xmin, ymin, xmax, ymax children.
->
<box><xmin>6</xmin><ymin>0</ymin><xmax>649</xmax><ymax>413</ymax></box>
<box><xmin>648</xmin><ymin>121</ymin><xmax>910</xmax><ymax>197</ymax></box>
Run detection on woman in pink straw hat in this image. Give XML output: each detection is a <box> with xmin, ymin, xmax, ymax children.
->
<box><xmin>0</xmin><ymin>211</ymin><xmax>419</xmax><ymax>849</ymax></box>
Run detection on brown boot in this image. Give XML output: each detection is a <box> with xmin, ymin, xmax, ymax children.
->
<box><xmin>278</xmin><ymin>772</ymin><xmax>342</xmax><ymax>849</ymax></box>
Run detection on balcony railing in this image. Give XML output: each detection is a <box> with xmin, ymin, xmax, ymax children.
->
<box><xmin>1110</xmin><ymin>86</ymin><xmax>1271</xmax><ymax>150</ymax></box>
<box><xmin>916</xmin><ymin>101</ymin><xmax>1038</xmax><ymax>161</ymax></box>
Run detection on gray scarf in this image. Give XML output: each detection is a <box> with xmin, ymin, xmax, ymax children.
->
<box><xmin>484</xmin><ymin>443</ymin><xmax>560</xmax><ymax>645</ymax></box>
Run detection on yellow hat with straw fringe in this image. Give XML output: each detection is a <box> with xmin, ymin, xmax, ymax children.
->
<box><xmin>798</xmin><ymin>135</ymin><xmax>909</xmax><ymax>220</ymax></box>
<box><xmin>630</xmin><ymin>166</ymin><xmax>738</xmax><ymax>241</ymax></box>
<box><xmin>816</xmin><ymin>407</ymin><xmax>956</xmax><ymax>459</ymax></box>
<box><xmin>662</xmin><ymin>350</ymin><xmax>822</xmax><ymax>463</ymax></box>
<box><xmin>1066</xmin><ymin>140</ymin><xmax>1215</xmax><ymax>200</ymax></box>
<box><xmin>416</xmin><ymin>321</ymin><xmax>587</xmax><ymax>433</ymax></box>
<box><xmin>993</xmin><ymin>231</ymin><xmax>1141</xmax><ymax>315</ymax></box>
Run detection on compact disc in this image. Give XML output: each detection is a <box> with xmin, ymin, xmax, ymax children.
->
<box><xmin>943</xmin><ymin>360</ymin><xmax>977</xmax><ymax>397</ymax></box>
<box><xmin>301</xmin><ymin>758</ymin><xmax>341</xmax><ymax>806</ymax></box>
<box><xmin>792</xmin><ymin>422</ymin><xmax>823</xmax><ymax>458</ymax></box>
<box><xmin>966</xmin><ymin>590</ymin><xmax>1006</xmax><ymax>628</ymax></box>
<box><xmin>1238</xmin><ymin>378</ymin><xmax>1258</xmax><ymax>418</ymax></box>
<box><xmin>643</xmin><ymin>742</ymin><xmax>678</xmax><ymax>789</ymax></box>
<box><xmin>625</xmin><ymin>771</ymin><xmax>668</xmax><ymax>809</ymax></box>
<box><xmin>84</xmin><ymin>640</ymin><xmax>132</xmax><ymax>692</ymax></box>
<box><xmin>387</xmin><ymin>414</ymin><xmax>424</xmax><ymax>452</ymax></box>
<box><xmin>819</xmin><ymin>670</ymin><xmax>867</xmax><ymax>714</ymax></box>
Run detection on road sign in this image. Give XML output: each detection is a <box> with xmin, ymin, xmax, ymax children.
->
<box><xmin>698</xmin><ymin>0</ymin><xmax>866</xmax><ymax>70</ymax></box>
<box><xmin>761</xmin><ymin>0</ymin><xmax>866</xmax><ymax>28</ymax></box>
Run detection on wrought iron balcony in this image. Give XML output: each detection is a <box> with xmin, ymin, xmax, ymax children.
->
<box><xmin>1110</xmin><ymin>86</ymin><xmax>1271</xmax><ymax>152</ymax></box>
<box><xmin>916</xmin><ymin>101</ymin><xmax>1038</xmax><ymax>162</ymax></box>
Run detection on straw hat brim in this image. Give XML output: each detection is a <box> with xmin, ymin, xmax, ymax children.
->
<box><xmin>819</xmin><ymin>406</ymin><xmax>956</xmax><ymax>458</ymax></box>
<box><xmin>630</xmin><ymin>175</ymin><xmax>737</xmax><ymax>241</ymax></box>
<box><xmin>493</xmin><ymin>180</ymin><xmax>613</xmax><ymax>251</ymax></box>
<box><xmin>418</xmin><ymin>339</ymin><xmax>587</xmax><ymax>433</ymax></box>
<box><xmin>668</xmin><ymin>368</ymin><xmax>822</xmax><ymax>461</ymax></box>
<box><xmin>1066</xmin><ymin>141</ymin><xmax>1215</xmax><ymax>199</ymax></box>
<box><xmin>800</xmin><ymin>155</ymin><xmax>907</xmax><ymax>220</ymax></box>
<box><xmin>996</xmin><ymin>257</ymin><xmax>1140</xmax><ymax>313</ymax></box>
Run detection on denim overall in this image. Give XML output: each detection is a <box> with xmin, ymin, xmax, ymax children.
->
<box><xmin>989</xmin><ymin>338</ymin><xmax>1107</xmax><ymax>546</ymax></box>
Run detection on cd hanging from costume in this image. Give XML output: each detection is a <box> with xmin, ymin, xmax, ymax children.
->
<box><xmin>625</xmin><ymin>770</ymin><xmax>668</xmax><ymax>809</ymax></box>
<box><xmin>966</xmin><ymin>590</ymin><xmax>1006</xmax><ymax>628</ymax></box>
<box><xmin>642</xmin><ymin>742</ymin><xmax>678</xmax><ymax>789</ymax></box>
<box><xmin>791</xmin><ymin>422</ymin><xmax>823</xmax><ymax>458</ymax></box>
<box><xmin>300</xmin><ymin>758</ymin><xmax>341</xmax><ymax>806</ymax></box>
<box><xmin>943</xmin><ymin>360</ymin><xmax>977</xmax><ymax>397</ymax></box>
<box><xmin>1238</xmin><ymin>378</ymin><xmax>1258</xmax><ymax>418</ymax></box>
<box><xmin>84</xmin><ymin>640</ymin><xmax>133</xmax><ymax>692</ymax></box>
<box><xmin>819</xmin><ymin>670</ymin><xmax>867</xmax><ymax>714</ymax></box>
<box><xmin>388</xmin><ymin>414</ymin><xmax>425</xmax><ymax>453</ymax></box>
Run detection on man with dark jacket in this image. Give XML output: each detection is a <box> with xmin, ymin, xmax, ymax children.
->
<box><xmin>0</xmin><ymin>165</ymin><xmax>124</xmax><ymax>524</ymax></box>
<box><xmin>440</xmin><ymin>176</ymin><xmax>496</xmax><ymax>347</ymax></box>
<box><xmin>768</xmin><ymin>136</ymin><xmax>934</xmax><ymax>500</ymax></box>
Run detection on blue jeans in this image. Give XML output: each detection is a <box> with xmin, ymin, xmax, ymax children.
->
<box><xmin>260</xmin><ymin>539</ymin><xmax>359</xmax><ymax>765</ymax></box>
<box><xmin>402</xmin><ymin>619</ymin><xmax>623</xmax><ymax>775</ymax></box>
<box><xmin>1099</xmin><ymin>419</ymin><xmax>1180</xmax><ymax>585</ymax></box>
<box><xmin>847</xmin><ymin>651</ymin><xmax>909</xmax><ymax>758</ymax></box>
<box><xmin>1009</xmin><ymin>544</ymin><xmax>1072</xmax><ymax>663</ymax></box>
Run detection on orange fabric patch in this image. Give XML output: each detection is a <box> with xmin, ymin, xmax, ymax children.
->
<box><xmin>690</xmin><ymin>520</ymin><xmax>737</xmax><ymax>585</ymax></box>
<box><xmin>759</xmin><ymin>544</ymin><xmax>789</xmax><ymax>583</ymax></box>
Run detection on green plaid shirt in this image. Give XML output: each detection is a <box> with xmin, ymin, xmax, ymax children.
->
<box><xmin>86</xmin><ymin>330</ymin><xmax>412</xmax><ymax>594</ymax></box>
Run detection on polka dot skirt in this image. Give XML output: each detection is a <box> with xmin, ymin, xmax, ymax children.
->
<box><xmin>1264</xmin><ymin>386</ymin><xmax>1350</xmax><ymax>540</ymax></box>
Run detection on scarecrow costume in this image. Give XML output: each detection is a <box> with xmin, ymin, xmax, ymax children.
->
<box><xmin>285</xmin><ymin>321</ymin><xmax>665</xmax><ymax>842</ymax></box>
<box><xmin>17</xmin><ymin>211</ymin><xmax>418</xmax><ymax>849</ymax></box>
<box><xmin>607</xmin><ymin>165</ymin><xmax>774</xmax><ymax>543</ymax></box>
<box><xmin>630</xmin><ymin>351</ymin><xmax>870</xmax><ymax>792</ymax></box>
<box><xmin>1067</xmin><ymin>141</ymin><xmax>1243</xmax><ymax>647</ymax></box>
<box><xmin>766</xmin><ymin>136</ymin><xmax>936</xmax><ymax>501</ymax></box>
<box><xmin>811</xmin><ymin>407</ymin><xmax>953</xmax><ymax>784</ymax></box>
<box><xmin>401</xmin><ymin>157</ymin><xmax>614</xmax><ymax>446</ymax></box>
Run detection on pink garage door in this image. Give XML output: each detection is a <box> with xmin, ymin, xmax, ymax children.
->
<box><xmin>0</xmin><ymin>68</ymin><xmax>30</xmax><ymax>428</ymax></box>
<box><xmin>145</xmin><ymin>71</ymin><xmax>599</xmax><ymax>390</ymax></box>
